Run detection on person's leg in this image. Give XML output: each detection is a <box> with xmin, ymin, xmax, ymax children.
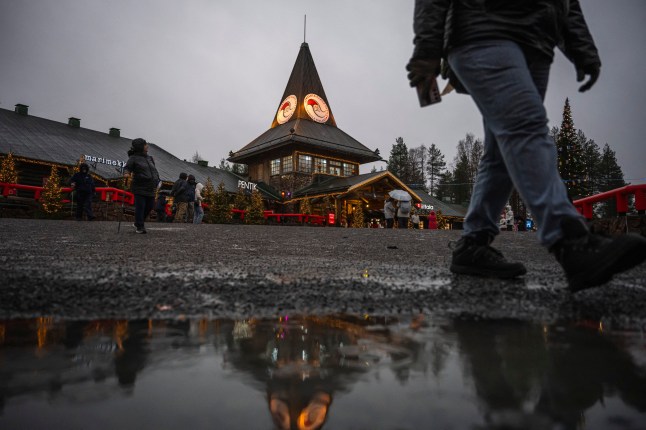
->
<box><xmin>186</xmin><ymin>202</ymin><xmax>194</xmax><ymax>223</ymax></box>
<box><xmin>142</xmin><ymin>196</ymin><xmax>154</xmax><ymax>229</ymax></box>
<box><xmin>84</xmin><ymin>194</ymin><xmax>95</xmax><ymax>221</ymax></box>
<box><xmin>173</xmin><ymin>202</ymin><xmax>187</xmax><ymax>223</ymax></box>
<box><xmin>74</xmin><ymin>193</ymin><xmax>84</xmax><ymax>220</ymax></box>
<box><xmin>449</xmin><ymin>39</ymin><xmax>579</xmax><ymax>247</ymax></box>
<box><xmin>134</xmin><ymin>194</ymin><xmax>146</xmax><ymax>231</ymax></box>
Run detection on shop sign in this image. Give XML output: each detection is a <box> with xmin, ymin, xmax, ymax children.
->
<box><xmin>238</xmin><ymin>180</ymin><xmax>257</xmax><ymax>191</ymax></box>
<box><xmin>421</xmin><ymin>204</ymin><xmax>434</xmax><ymax>210</ymax></box>
<box><xmin>84</xmin><ymin>154</ymin><xmax>127</xmax><ymax>168</ymax></box>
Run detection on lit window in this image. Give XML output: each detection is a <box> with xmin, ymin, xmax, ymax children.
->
<box><xmin>314</xmin><ymin>158</ymin><xmax>327</xmax><ymax>173</ymax></box>
<box><xmin>298</xmin><ymin>154</ymin><xmax>312</xmax><ymax>173</ymax></box>
<box><xmin>343</xmin><ymin>163</ymin><xmax>356</xmax><ymax>177</ymax></box>
<box><xmin>283</xmin><ymin>155</ymin><xmax>293</xmax><ymax>173</ymax></box>
<box><xmin>270</xmin><ymin>158</ymin><xmax>281</xmax><ymax>176</ymax></box>
<box><xmin>329</xmin><ymin>160</ymin><xmax>341</xmax><ymax>176</ymax></box>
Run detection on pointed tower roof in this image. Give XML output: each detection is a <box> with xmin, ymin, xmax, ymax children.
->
<box><xmin>229</xmin><ymin>43</ymin><xmax>380</xmax><ymax>164</ymax></box>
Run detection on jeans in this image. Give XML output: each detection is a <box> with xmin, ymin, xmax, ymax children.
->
<box><xmin>194</xmin><ymin>203</ymin><xmax>204</xmax><ymax>224</ymax></box>
<box><xmin>134</xmin><ymin>194</ymin><xmax>154</xmax><ymax>229</ymax></box>
<box><xmin>448</xmin><ymin>39</ymin><xmax>580</xmax><ymax>247</ymax></box>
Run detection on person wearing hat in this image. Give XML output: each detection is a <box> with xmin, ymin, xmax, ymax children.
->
<box><xmin>69</xmin><ymin>162</ymin><xmax>96</xmax><ymax>221</ymax></box>
<box><xmin>124</xmin><ymin>138</ymin><xmax>160</xmax><ymax>234</ymax></box>
<box><xmin>170</xmin><ymin>172</ymin><xmax>190</xmax><ymax>223</ymax></box>
<box><xmin>185</xmin><ymin>174</ymin><xmax>197</xmax><ymax>223</ymax></box>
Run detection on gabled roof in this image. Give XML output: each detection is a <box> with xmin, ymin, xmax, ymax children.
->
<box><xmin>0</xmin><ymin>107</ymin><xmax>278</xmax><ymax>199</ymax></box>
<box><xmin>410</xmin><ymin>187</ymin><xmax>468</xmax><ymax>218</ymax></box>
<box><xmin>292</xmin><ymin>170</ymin><xmax>422</xmax><ymax>202</ymax></box>
<box><xmin>229</xmin><ymin>43</ymin><xmax>381</xmax><ymax>164</ymax></box>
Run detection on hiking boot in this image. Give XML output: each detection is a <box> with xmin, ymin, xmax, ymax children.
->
<box><xmin>135</xmin><ymin>228</ymin><xmax>147</xmax><ymax>234</ymax></box>
<box><xmin>550</xmin><ymin>217</ymin><xmax>646</xmax><ymax>292</ymax></box>
<box><xmin>450</xmin><ymin>236</ymin><xmax>527</xmax><ymax>278</ymax></box>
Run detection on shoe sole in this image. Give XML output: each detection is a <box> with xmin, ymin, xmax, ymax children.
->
<box><xmin>450</xmin><ymin>263</ymin><xmax>527</xmax><ymax>279</ymax></box>
<box><xmin>569</xmin><ymin>234</ymin><xmax>646</xmax><ymax>292</ymax></box>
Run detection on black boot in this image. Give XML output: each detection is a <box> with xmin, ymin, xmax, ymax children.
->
<box><xmin>450</xmin><ymin>234</ymin><xmax>527</xmax><ymax>279</ymax></box>
<box><xmin>550</xmin><ymin>217</ymin><xmax>646</xmax><ymax>292</ymax></box>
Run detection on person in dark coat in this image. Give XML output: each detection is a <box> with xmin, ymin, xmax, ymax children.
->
<box><xmin>407</xmin><ymin>0</ymin><xmax>646</xmax><ymax>290</ymax></box>
<box><xmin>124</xmin><ymin>138</ymin><xmax>160</xmax><ymax>234</ymax></box>
<box><xmin>170</xmin><ymin>172</ymin><xmax>189</xmax><ymax>223</ymax></box>
<box><xmin>69</xmin><ymin>162</ymin><xmax>96</xmax><ymax>221</ymax></box>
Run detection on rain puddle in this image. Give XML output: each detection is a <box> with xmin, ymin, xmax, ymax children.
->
<box><xmin>1</xmin><ymin>316</ymin><xmax>645</xmax><ymax>430</ymax></box>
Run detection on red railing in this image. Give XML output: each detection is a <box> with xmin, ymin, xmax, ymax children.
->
<box><xmin>573</xmin><ymin>184</ymin><xmax>646</xmax><ymax>219</ymax></box>
<box><xmin>0</xmin><ymin>182</ymin><xmax>134</xmax><ymax>205</ymax></box>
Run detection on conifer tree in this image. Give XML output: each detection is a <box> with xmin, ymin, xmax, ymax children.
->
<box><xmin>40</xmin><ymin>166</ymin><xmax>63</xmax><ymax>214</ymax></box>
<box><xmin>0</xmin><ymin>152</ymin><xmax>19</xmax><ymax>183</ymax></box>
<box><xmin>210</xmin><ymin>181</ymin><xmax>232</xmax><ymax>224</ymax></box>
<box><xmin>245</xmin><ymin>189</ymin><xmax>265</xmax><ymax>225</ymax></box>
<box><xmin>387</xmin><ymin>137</ymin><xmax>410</xmax><ymax>182</ymax></box>
<box><xmin>436</xmin><ymin>210</ymin><xmax>447</xmax><ymax>230</ymax></box>
<box><xmin>233</xmin><ymin>187</ymin><xmax>248</xmax><ymax>210</ymax></box>
<box><xmin>351</xmin><ymin>205</ymin><xmax>364</xmax><ymax>228</ymax></box>
<box><xmin>598</xmin><ymin>144</ymin><xmax>626</xmax><ymax>217</ymax></box>
<box><xmin>300</xmin><ymin>197</ymin><xmax>312</xmax><ymax>215</ymax></box>
<box><xmin>201</xmin><ymin>178</ymin><xmax>216</xmax><ymax>223</ymax></box>
<box><xmin>426</xmin><ymin>144</ymin><xmax>446</xmax><ymax>197</ymax></box>
<box><xmin>556</xmin><ymin>98</ymin><xmax>585</xmax><ymax>199</ymax></box>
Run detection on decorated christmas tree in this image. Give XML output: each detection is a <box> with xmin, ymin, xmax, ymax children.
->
<box><xmin>201</xmin><ymin>178</ymin><xmax>216</xmax><ymax>223</ymax></box>
<box><xmin>208</xmin><ymin>181</ymin><xmax>232</xmax><ymax>224</ymax></box>
<box><xmin>300</xmin><ymin>197</ymin><xmax>312</xmax><ymax>215</ymax></box>
<box><xmin>351</xmin><ymin>205</ymin><xmax>364</xmax><ymax>228</ymax></box>
<box><xmin>556</xmin><ymin>98</ymin><xmax>585</xmax><ymax>199</ymax></box>
<box><xmin>436</xmin><ymin>210</ymin><xmax>447</xmax><ymax>230</ymax></box>
<box><xmin>233</xmin><ymin>187</ymin><xmax>248</xmax><ymax>211</ymax></box>
<box><xmin>0</xmin><ymin>151</ymin><xmax>19</xmax><ymax>183</ymax></box>
<box><xmin>40</xmin><ymin>166</ymin><xmax>63</xmax><ymax>214</ymax></box>
<box><xmin>245</xmin><ymin>189</ymin><xmax>265</xmax><ymax>225</ymax></box>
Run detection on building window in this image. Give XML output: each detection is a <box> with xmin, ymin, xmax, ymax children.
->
<box><xmin>270</xmin><ymin>158</ymin><xmax>281</xmax><ymax>176</ymax></box>
<box><xmin>343</xmin><ymin>163</ymin><xmax>356</xmax><ymax>177</ymax></box>
<box><xmin>282</xmin><ymin>155</ymin><xmax>293</xmax><ymax>173</ymax></box>
<box><xmin>314</xmin><ymin>158</ymin><xmax>327</xmax><ymax>174</ymax></box>
<box><xmin>298</xmin><ymin>154</ymin><xmax>312</xmax><ymax>173</ymax></box>
<box><xmin>329</xmin><ymin>160</ymin><xmax>341</xmax><ymax>176</ymax></box>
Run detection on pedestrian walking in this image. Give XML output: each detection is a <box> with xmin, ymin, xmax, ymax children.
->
<box><xmin>155</xmin><ymin>191</ymin><xmax>169</xmax><ymax>222</ymax></box>
<box><xmin>384</xmin><ymin>198</ymin><xmax>396</xmax><ymax>229</ymax></box>
<box><xmin>407</xmin><ymin>0</ymin><xmax>646</xmax><ymax>290</ymax></box>
<box><xmin>170</xmin><ymin>172</ymin><xmax>189</xmax><ymax>223</ymax></box>
<box><xmin>69</xmin><ymin>162</ymin><xmax>96</xmax><ymax>221</ymax></box>
<box><xmin>397</xmin><ymin>199</ymin><xmax>411</xmax><ymax>229</ymax></box>
<box><xmin>427</xmin><ymin>211</ymin><xmax>438</xmax><ymax>230</ymax></box>
<box><xmin>124</xmin><ymin>138</ymin><xmax>160</xmax><ymax>234</ymax></box>
<box><xmin>193</xmin><ymin>181</ymin><xmax>204</xmax><ymax>224</ymax></box>
<box><xmin>186</xmin><ymin>174</ymin><xmax>197</xmax><ymax>223</ymax></box>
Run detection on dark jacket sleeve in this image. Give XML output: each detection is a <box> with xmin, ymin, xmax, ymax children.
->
<box><xmin>559</xmin><ymin>0</ymin><xmax>601</xmax><ymax>68</ymax></box>
<box><xmin>412</xmin><ymin>0</ymin><xmax>452</xmax><ymax>60</ymax></box>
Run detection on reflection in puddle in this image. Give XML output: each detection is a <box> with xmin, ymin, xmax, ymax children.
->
<box><xmin>1</xmin><ymin>316</ymin><xmax>645</xmax><ymax>429</ymax></box>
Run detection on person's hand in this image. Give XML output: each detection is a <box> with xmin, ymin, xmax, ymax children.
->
<box><xmin>406</xmin><ymin>58</ymin><xmax>441</xmax><ymax>88</ymax></box>
<box><xmin>576</xmin><ymin>64</ymin><xmax>600</xmax><ymax>92</ymax></box>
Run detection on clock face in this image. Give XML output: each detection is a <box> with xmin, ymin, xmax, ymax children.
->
<box><xmin>276</xmin><ymin>95</ymin><xmax>297</xmax><ymax>124</ymax></box>
<box><xmin>304</xmin><ymin>93</ymin><xmax>330</xmax><ymax>123</ymax></box>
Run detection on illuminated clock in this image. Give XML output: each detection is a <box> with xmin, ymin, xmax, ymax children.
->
<box><xmin>304</xmin><ymin>93</ymin><xmax>330</xmax><ymax>123</ymax></box>
<box><xmin>276</xmin><ymin>95</ymin><xmax>297</xmax><ymax>124</ymax></box>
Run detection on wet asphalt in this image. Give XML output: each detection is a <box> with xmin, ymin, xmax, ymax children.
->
<box><xmin>1</xmin><ymin>219</ymin><xmax>645</xmax><ymax>329</ymax></box>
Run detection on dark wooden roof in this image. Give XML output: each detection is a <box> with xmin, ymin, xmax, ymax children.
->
<box><xmin>0</xmin><ymin>107</ymin><xmax>279</xmax><ymax>199</ymax></box>
<box><xmin>229</xmin><ymin>43</ymin><xmax>381</xmax><ymax>164</ymax></box>
<box><xmin>410</xmin><ymin>187</ymin><xmax>468</xmax><ymax>218</ymax></box>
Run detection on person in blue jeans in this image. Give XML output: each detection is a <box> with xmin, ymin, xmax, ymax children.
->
<box><xmin>124</xmin><ymin>138</ymin><xmax>160</xmax><ymax>234</ymax></box>
<box><xmin>407</xmin><ymin>0</ymin><xmax>646</xmax><ymax>291</ymax></box>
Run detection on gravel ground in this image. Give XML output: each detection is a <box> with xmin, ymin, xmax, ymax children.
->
<box><xmin>1</xmin><ymin>219</ymin><xmax>645</xmax><ymax>329</ymax></box>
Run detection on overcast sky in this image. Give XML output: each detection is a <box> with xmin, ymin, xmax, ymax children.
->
<box><xmin>1</xmin><ymin>1</ymin><xmax>645</xmax><ymax>183</ymax></box>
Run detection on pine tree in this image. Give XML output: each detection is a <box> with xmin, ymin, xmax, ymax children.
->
<box><xmin>300</xmin><ymin>197</ymin><xmax>312</xmax><ymax>215</ymax></box>
<box><xmin>201</xmin><ymin>178</ymin><xmax>216</xmax><ymax>223</ymax></box>
<box><xmin>387</xmin><ymin>137</ymin><xmax>410</xmax><ymax>183</ymax></box>
<box><xmin>245</xmin><ymin>189</ymin><xmax>265</xmax><ymax>225</ymax></box>
<box><xmin>408</xmin><ymin>145</ymin><xmax>426</xmax><ymax>187</ymax></box>
<box><xmin>436</xmin><ymin>210</ymin><xmax>447</xmax><ymax>230</ymax></box>
<box><xmin>0</xmin><ymin>152</ymin><xmax>19</xmax><ymax>183</ymax></box>
<box><xmin>578</xmin><ymin>130</ymin><xmax>602</xmax><ymax>198</ymax></box>
<box><xmin>426</xmin><ymin>144</ymin><xmax>446</xmax><ymax>197</ymax></box>
<box><xmin>598</xmin><ymin>144</ymin><xmax>626</xmax><ymax>217</ymax></box>
<box><xmin>209</xmin><ymin>182</ymin><xmax>232</xmax><ymax>224</ymax></box>
<box><xmin>556</xmin><ymin>98</ymin><xmax>585</xmax><ymax>199</ymax></box>
<box><xmin>40</xmin><ymin>166</ymin><xmax>63</xmax><ymax>214</ymax></box>
<box><xmin>233</xmin><ymin>187</ymin><xmax>248</xmax><ymax>210</ymax></box>
<box><xmin>351</xmin><ymin>205</ymin><xmax>364</xmax><ymax>228</ymax></box>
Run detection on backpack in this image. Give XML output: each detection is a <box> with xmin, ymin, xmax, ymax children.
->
<box><xmin>399</xmin><ymin>201</ymin><xmax>411</xmax><ymax>216</ymax></box>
